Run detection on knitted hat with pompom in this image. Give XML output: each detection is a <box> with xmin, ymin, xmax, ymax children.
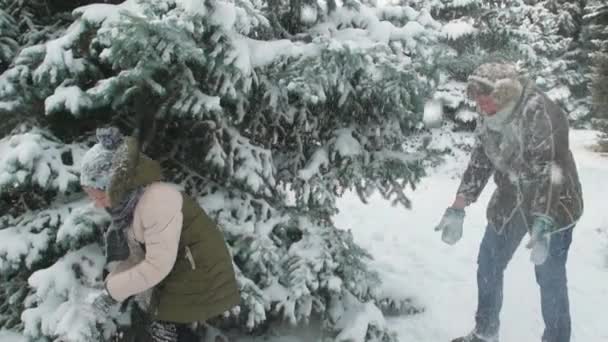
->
<box><xmin>80</xmin><ymin>127</ymin><xmax>124</xmax><ymax>190</ymax></box>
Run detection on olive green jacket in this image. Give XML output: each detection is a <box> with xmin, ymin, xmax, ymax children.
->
<box><xmin>105</xmin><ymin>137</ymin><xmax>240</xmax><ymax>323</ymax></box>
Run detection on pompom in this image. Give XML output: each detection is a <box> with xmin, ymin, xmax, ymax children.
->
<box><xmin>96</xmin><ymin>127</ymin><xmax>124</xmax><ymax>150</ymax></box>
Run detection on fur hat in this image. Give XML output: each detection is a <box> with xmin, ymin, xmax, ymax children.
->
<box><xmin>80</xmin><ymin>127</ymin><xmax>124</xmax><ymax>190</ymax></box>
<box><xmin>468</xmin><ymin>62</ymin><xmax>524</xmax><ymax>109</ymax></box>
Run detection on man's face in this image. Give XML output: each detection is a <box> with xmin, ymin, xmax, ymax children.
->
<box><xmin>467</xmin><ymin>79</ymin><xmax>498</xmax><ymax>116</ymax></box>
<box><xmin>83</xmin><ymin>187</ymin><xmax>111</xmax><ymax>209</ymax></box>
<box><xmin>475</xmin><ymin>94</ymin><xmax>498</xmax><ymax>116</ymax></box>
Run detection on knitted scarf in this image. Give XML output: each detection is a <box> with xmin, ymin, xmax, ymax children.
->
<box><xmin>105</xmin><ymin>187</ymin><xmax>145</xmax><ymax>263</ymax></box>
<box><xmin>477</xmin><ymin>83</ymin><xmax>530</xmax><ymax>174</ymax></box>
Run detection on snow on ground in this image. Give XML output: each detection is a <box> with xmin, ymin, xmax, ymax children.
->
<box><xmin>333</xmin><ymin>129</ymin><xmax>608</xmax><ymax>342</ymax></box>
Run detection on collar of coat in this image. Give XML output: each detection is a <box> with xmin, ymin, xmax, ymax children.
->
<box><xmin>107</xmin><ymin>137</ymin><xmax>162</xmax><ymax>208</ymax></box>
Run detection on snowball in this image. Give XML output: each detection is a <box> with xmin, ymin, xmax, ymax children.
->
<box><xmin>301</xmin><ymin>5</ymin><xmax>318</xmax><ymax>24</ymax></box>
<box><xmin>551</xmin><ymin>162</ymin><xmax>564</xmax><ymax>185</ymax></box>
<box><xmin>423</xmin><ymin>99</ymin><xmax>443</xmax><ymax>128</ymax></box>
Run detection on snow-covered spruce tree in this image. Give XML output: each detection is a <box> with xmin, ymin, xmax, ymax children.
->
<box><xmin>518</xmin><ymin>0</ymin><xmax>590</xmax><ymax>123</ymax></box>
<box><xmin>0</xmin><ymin>4</ymin><xmax>18</xmax><ymax>73</ymax></box>
<box><xmin>0</xmin><ymin>0</ymin><xmax>81</xmax><ymax>61</ymax></box>
<box><xmin>0</xmin><ymin>0</ymin><xmax>444</xmax><ymax>340</ymax></box>
<box><xmin>0</xmin><ymin>0</ymin><xmax>90</xmax><ymax>137</ymax></box>
<box><xmin>591</xmin><ymin>53</ymin><xmax>608</xmax><ymax>150</ymax></box>
<box><xmin>585</xmin><ymin>1</ymin><xmax>608</xmax><ymax>149</ymax></box>
<box><xmin>0</xmin><ymin>125</ymin><xmax>114</xmax><ymax>341</ymax></box>
<box><xmin>591</xmin><ymin>53</ymin><xmax>608</xmax><ymax>117</ymax></box>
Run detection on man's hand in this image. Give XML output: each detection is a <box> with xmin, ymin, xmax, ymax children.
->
<box><xmin>526</xmin><ymin>215</ymin><xmax>554</xmax><ymax>265</ymax></box>
<box><xmin>435</xmin><ymin>207</ymin><xmax>466</xmax><ymax>245</ymax></box>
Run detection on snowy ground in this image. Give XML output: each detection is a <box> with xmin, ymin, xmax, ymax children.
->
<box><xmin>332</xmin><ymin>129</ymin><xmax>608</xmax><ymax>342</ymax></box>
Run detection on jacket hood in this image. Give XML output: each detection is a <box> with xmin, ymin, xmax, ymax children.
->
<box><xmin>107</xmin><ymin>136</ymin><xmax>162</xmax><ymax>207</ymax></box>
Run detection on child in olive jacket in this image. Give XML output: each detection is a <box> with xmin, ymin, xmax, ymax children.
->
<box><xmin>80</xmin><ymin>127</ymin><xmax>239</xmax><ymax>341</ymax></box>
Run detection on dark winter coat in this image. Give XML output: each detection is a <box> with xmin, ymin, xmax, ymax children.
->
<box><xmin>457</xmin><ymin>82</ymin><xmax>584</xmax><ymax>233</ymax></box>
<box><xmin>105</xmin><ymin>137</ymin><xmax>240</xmax><ymax>323</ymax></box>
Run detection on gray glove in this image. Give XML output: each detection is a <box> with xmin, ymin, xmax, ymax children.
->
<box><xmin>90</xmin><ymin>289</ymin><xmax>118</xmax><ymax>315</ymax></box>
<box><xmin>434</xmin><ymin>207</ymin><xmax>465</xmax><ymax>245</ymax></box>
<box><xmin>525</xmin><ymin>215</ymin><xmax>554</xmax><ymax>265</ymax></box>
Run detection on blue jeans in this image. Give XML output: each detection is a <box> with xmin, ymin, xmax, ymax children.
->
<box><xmin>475</xmin><ymin>212</ymin><xmax>573</xmax><ymax>342</ymax></box>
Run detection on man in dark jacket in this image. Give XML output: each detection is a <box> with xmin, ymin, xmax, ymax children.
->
<box><xmin>434</xmin><ymin>63</ymin><xmax>584</xmax><ymax>342</ymax></box>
